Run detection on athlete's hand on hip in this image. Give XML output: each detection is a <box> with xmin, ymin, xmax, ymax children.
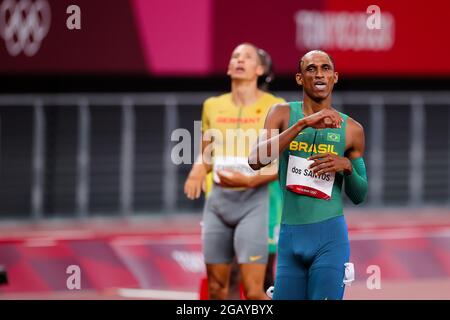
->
<box><xmin>308</xmin><ymin>153</ymin><xmax>352</xmax><ymax>175</ymax></box>
<box><xmin>184</xmin><ymin>163</ymin><xmax>207</xmax><ymax>200</ymax></box>
<box><xmin>301</xmin><ymin>108</ymin><xmax>343</xmax><ymax>129</ymax></box>
<box><xmin>216</xmin><ymin>170</ymin><xmax>251</xmax><ymax>188</ymax></box>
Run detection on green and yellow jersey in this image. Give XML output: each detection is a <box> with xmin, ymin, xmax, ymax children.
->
<box><xmin>279</xmin><ymin>101</ymin><xmax>349</xmax><ymax>225</ymax></box>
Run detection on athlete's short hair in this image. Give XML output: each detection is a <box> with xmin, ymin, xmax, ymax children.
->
<box><xmin>298</xmin><ymin>50</ymin><xmax>335</xmax><ymax>73</ymax></box>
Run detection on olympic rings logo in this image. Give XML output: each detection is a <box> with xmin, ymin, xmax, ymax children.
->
<box><xmin>0</xmin><ymin>0</ymin><xmax>51</xmax><ymax>57</ymax></box>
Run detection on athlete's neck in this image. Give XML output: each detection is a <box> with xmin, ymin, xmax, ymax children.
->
<box><xmin>302</xmin><ymin>94</ymin><xmax>333</xmax><ymax>116</ymax></box>
<box><xmin>231</xmin><ymin>80</ymin><xmax>263</xmax><ymax>106</ymax></box>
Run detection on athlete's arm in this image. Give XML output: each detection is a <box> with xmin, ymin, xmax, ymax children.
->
<box><xmin>308</xmin><ymin>118</ymin><xmax>368</xmax><ymax>204</ymax></box>
<box><xmin>184</xmin><ymin>134</ymin><xmax>213</xmax><ymax>200</ymax></box>
<box><xmin>343</xmin><ymin>119</ymin><xmax>368</xmax><ymax>204</ymax></box>
<box><xmin>248</xmin><ymin>103</ymin><xmax>343</xmax><ymax>170</ymax></box>
<box><xmin>185</xmin><ymin>98</ymin><xmax>216</xmax><ymax>200</ymax></box>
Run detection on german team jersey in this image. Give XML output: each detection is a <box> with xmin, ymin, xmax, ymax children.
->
<box><xmin>201</xmin><ymin>92</ymin><xmax>285</xmax><ymax>186</ymax></box>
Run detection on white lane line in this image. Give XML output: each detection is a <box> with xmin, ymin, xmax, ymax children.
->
<box><xmin>111</xmin><ymin>236</ymin><xmax>201</xmax><ymax>246</ymax></box>
<box><xmin>350</xmin><ymin>229</ymin><xmax>450</xmax><ymax>241</ymax></box>
<box><xmin>117</xmin><ymin>288</ymin><xmax>198</xmax><ymax>300</ymax></box>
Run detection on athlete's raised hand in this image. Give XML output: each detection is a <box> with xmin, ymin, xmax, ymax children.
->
<box><xmin>300</xmin><ymin>108</ymin><xmax>342</xmax><ymax>129</ymax></box>
<box><xmin>308</xmin><ymin>153</ymin><xmax>352</xmax><ymax>175</ymax></box>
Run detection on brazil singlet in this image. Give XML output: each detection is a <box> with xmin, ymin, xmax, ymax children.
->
<box><xmin>279</xmin><ymin>101</ymin><xmax>349</xmax><ymax>225</ymax></box>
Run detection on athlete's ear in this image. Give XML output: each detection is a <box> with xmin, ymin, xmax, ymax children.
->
<box><xmin>226</xmin><ymin>60</ymin><xmax>233</xmax><ymax>76</ymax></box>
<box><xmin>295</xmin><ymin>73</ymin><xmax>303</xmax><ymax>86</ymax></box>
<box><xmin>334</xmin><ymin>71</ymin><xmax>338</xmax><ymax>84</ymax></box>
<box><xmin>256</xmin><ymin>64</ymin><xmax>264</xmax><ymax>77</ymax></box>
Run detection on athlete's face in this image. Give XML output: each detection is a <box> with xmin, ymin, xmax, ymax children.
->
<box><xmin>296</xmin><ymin>52</ymin><xmax>338</xmax><ymax>102</ymax></box>
<box><xmin>227</xmin><ymin>44</ymin><xmax>264</xmax><ymax>81</ymax></box>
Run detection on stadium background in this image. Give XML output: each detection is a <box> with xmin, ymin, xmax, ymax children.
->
<box><xmin>0</xmin><ymin>0</ymin><xmax>450</xmax><ymax>299</ymax></box>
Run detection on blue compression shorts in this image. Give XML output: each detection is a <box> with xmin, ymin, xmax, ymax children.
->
<box><xmin>273</xmin><ymin>215</ymin><xmax>350</xmax><ymax>300</ymax></box>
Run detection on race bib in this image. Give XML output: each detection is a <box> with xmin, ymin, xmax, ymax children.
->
<box><xmin>286</xmin><ymin>155</ymin><xmax>335</xmax><ymax>200</ymax></box>
<box><xmin>213</xmin><ymin>156</ymin><xmax>256</xmax><ymax>183</ymax></box>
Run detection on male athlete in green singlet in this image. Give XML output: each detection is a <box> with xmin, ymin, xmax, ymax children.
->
<box><xmin>249</xmin><ymin>50</ymin><xmax>368</xmax><ymax>300</ymax></box>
